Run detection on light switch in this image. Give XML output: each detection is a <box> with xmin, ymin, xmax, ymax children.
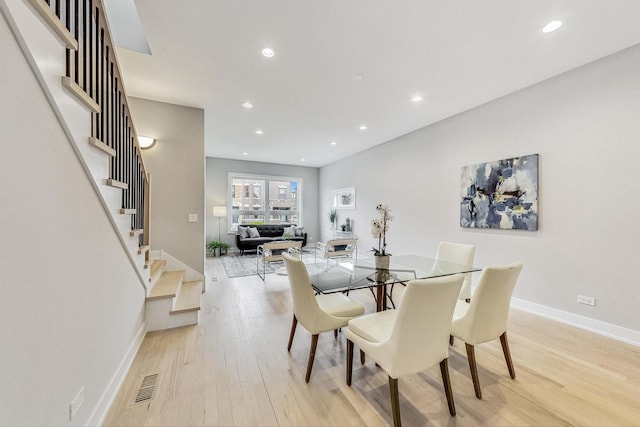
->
<box><xmin>188</xmin><ymin>214</ymin><xmax>198</xmax><ymax>223</ymax></box>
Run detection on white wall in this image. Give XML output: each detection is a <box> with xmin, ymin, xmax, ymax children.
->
<box><xmin>320</xmin><ymin>44</ymin><xmax>640</xmax><ymax>339</ymax></box>
<box><xmin>129</xmin><ymin>98</ymin><xmax>206</xmax><ymax>274</ymax></box>
<box><xmin>206</xmin><ymin>157</ymin><xmax>320</xmax><ymax>250</ymax></box>
<box><xmin>0</xmin><ymin>6</ymin><xmax>146</xmax><ymax>425</ymax></box>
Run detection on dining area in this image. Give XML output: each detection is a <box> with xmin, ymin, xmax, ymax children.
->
<box><xmin>281</xmin><ymin>241</ymin><xmax>523</xmax><ymax>427</ymax></box>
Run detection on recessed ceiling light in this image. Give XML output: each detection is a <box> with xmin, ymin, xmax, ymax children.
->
<box><xmin>411</xmin><ymin>95</ymin><xmax>424</xmax><ymax>103</ymax></box>
<box><xmin>242</xmin><ymin>152</ymin><xmax>248</xmax><ymax>156</ymax></box>
<box><xmin>330</xmin><ymin>141</ymin><xmax>337</xmax><ymax>146</ymax></box>
<box><xmin>261</xmin><ymin>48</ymin><xmax>275</xmax><ymax>58</ymax></box>
<box><xmin>242</xmin><ymin>102</ymin><xmax>253</xmax><ymax>109</ymax></box>
<box><xmin>359</xmin><ymin>125</ymin><xmax>368</xmax><ymax>130</ymax></box>
<box><xmin>255</xmin><ymin>130</ymin><xmax>263</xmax><ymax>135</ymax></box>
<box><xmin>352</xmin><ymin>74</ymin><xmax>363</xmax><ymax>82</ymax></box>
<box><xmin>542</xmin><ymin>20</ymin><xmax>563</xmax><ymax>33</ymax></box>
<box><xmin>300</xmin><ymin>158</ymin><xmax>305</xmax><ymax>162</ymax></box>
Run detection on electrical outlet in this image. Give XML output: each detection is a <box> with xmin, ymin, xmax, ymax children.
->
<box><xmin>69</xmin><ymin>387</ymin><xmax>84</xmax><ymax>421</ymax></box>
<box><xmin>578</xmin><ymin>295</ymin><xmax>596</xmax><ymax>306</ymax></box>
<box><xmin>188</xmin><ymin>214</ymin><xmax>198</xmax><ymax>223</ymax></box>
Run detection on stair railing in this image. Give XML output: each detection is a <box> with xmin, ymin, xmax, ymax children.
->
<box><xmin>28</xmin><ymin>0</ymin><xmax>150</xmax><ymax>249</ymax></box>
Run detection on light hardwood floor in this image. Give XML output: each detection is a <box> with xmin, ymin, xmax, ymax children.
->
<box><xmin>104</xmin><ymin>257</ymin><xmax>640</xmax><ymax>426</ymax></box>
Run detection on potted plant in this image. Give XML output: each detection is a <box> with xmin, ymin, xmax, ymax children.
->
<box><xmin>219</xmin><ymin>242</ymin><xmax>230</xmax><ymax>255</ymax></box>
<box><xmin>371</xmin><ymin>203</ymin><xmax>393</xmax><ymax>269</ymax></box>
<box><xmin>329</xmin><ymin>209</ymin><xmax>337</xmax><ymax>229</ymax></box>
<box><xmin>207</xmin><ymin>240</ymin><xmax>221</xmax><ymax>257</ymax></box>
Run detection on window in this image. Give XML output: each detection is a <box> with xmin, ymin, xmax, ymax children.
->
<box><xmin>228</xmin><ymin>173</ymin><xmax>303</xmax><ymax>231</ymax></box>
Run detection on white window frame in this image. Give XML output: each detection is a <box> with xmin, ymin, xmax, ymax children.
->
<box><xmin>227</xmin><ymin>172</ymin><xmax>303</xmax><ymax>232</ymax></box>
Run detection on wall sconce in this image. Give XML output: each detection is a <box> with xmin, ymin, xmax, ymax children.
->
<box><xmin>138</xmin><ymin>136</ymin><xmax>156</xmax><ymax>149</ymax></box>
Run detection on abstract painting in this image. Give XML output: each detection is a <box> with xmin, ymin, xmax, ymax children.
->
<box><xmin>460</xmin><ymin>154</ymin><xmax>538</xmax><ymax>230</ymax></box>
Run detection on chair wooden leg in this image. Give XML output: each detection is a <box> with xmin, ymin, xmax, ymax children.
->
<box><xmin>346</xmin><ymin>339</ymin><xmax>354</xmax><ymax>386</ymax></box>
<box><xmin>305</xmin><ymin>334</ymin><xmax>319</xmax><ymax>383</ymax></box>
<box><xmin>334</xmin><ymin>329</ymin><xmax>338</xmax><ymax>338</ymax></box>
<box><xmin>439</xmin><ymin>359</ymin><xmax>456</xmax><ymax>416</ymax></box>
<box><xmin>360</xmin><ymin>349</ymin><xmax>365</xmax><ymax>365</ymax></box>
<box><xmin>465</xmin><ymin>343</ymin><xmax>482</xmax><ymax>399</ymax></box>
<box><xmin>449</xmin><ymin>335</ymin><xmax>454</xmax><ymax>346</ymax></box>
<box><xmin>388</xmin><ymin>376</ymin><xmax>402</xmax><ymax>427</ymax></box>
<box><xmin>287</xmin><ymin>315</ymin><xmax>297</xmax><ymax>351</ymax></box>
<box><xmin>500</xmin><ymin>332</ymin><xmax>516</xmax><ymax>379</ymax></box>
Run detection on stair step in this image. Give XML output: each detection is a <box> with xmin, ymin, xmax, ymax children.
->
<box><xmin>130</xmin><ymin>228</ymin><xmax>143</xmax><ymax>237</ymax></box>
<box><xmin>88</xmin><ymin>137</ymin><xmax>116</xmax><ymax>156</ymax></box>
<box><xmin>106</xmin><ymin>178</ymin><xmax>128</xmax><ymax>190</ymax></box>
<box><xmin>147</xmin><ymin>270</ymin><xmax>184</xmax><ymax>301</ymax></box>
<box><xmin>149</xmin><ymin>259</ymin><xmax>166</xmax><ymax>278</ymax></box>
<box><xmin>171</xmin><ymin>280</ymin><xmax>203</xmax><ymax>314</ymax></box>
<box><xmin>138</xmin><ymin>245</ymin><xmax>150</xmax><ymax>255</ymax></box>
<box><xmin>119</xmin><ymin>208</ymin><xmax>136</xmax><ymax>215</ymax></box>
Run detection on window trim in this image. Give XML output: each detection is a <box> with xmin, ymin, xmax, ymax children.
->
<box><xmin>227</xmin><ymin>172</ymin><xmax>304</xmax><ymax>232</ymax></box>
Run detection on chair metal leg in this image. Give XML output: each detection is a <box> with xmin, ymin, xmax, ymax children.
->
<box><xmin>449</xmin><ymin>335</ymin><xmax>454</xmax><ymax>346</ymax></box>
<box><xmin>500</xmin><ymin>332</ymin><xmax>516</xmax><ymax>379</ymax></box>
<box><xmin>346</xmin><ymin>339</ymin><xmax>354</xmax><ymax>386</ymax></box>
<box><xmin>305</xmin><ymin>334</ymin><xmax>319</xmax><ymax>383</ymax></box>
<box><xmin>360</xmin><ymin>349</ymin><xmax>365</xmax><ymax>365</ymax></box>
<box><xmin>334</xmin><ymin>329</ymin><xmax>338</xmax><ymax>339</ymax></box>
<box><xmin>465</xmin><ymin>343</ymin><xmax>482</xmax><ymax>399</ymax></box>
<box><xmin>439</xmin><ymin>358</ymin><xmax>456</xmax><ymax>416</ymax></box>
<box><xmin>388</xmin><ymin>376</ymin><xmax>401</xmax><ymax>427</ymax></box>
<box><xmin>287</xmin><ymin>315</ymin><xmax>297</xmax><ymax>351</ymax></box>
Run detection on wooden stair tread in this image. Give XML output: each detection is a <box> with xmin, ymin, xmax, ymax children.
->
<box><xmin>149</xmin><ymin>259</ymin><xmax>165</xmax><ymax>277</ymax></box>
<box><xmin>147</xmin><ymin>270</ymin><xmax>183</xmax><ymax>300</ymax></box>
<box><xmin>138</xmin><ymin>245</ymin><xmax>150</xmax><ymax>255</ymax></box>
<box><xmin>171</xmin><ymin>280</ymin><xmax>203</xmax><ymax>314</ymax></box>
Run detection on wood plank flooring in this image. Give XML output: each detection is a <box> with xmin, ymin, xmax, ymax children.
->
<box><xmin>104</xmin><ymin>257</ymin><xmax>640</xmax><ymax>426</ymax></box>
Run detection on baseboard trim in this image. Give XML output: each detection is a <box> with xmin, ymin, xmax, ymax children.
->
<box><xmin>88</xmin><ymin>320</ymin><xmax>147</xmax><ymax>426</ymax></box>
<box><xmin>511</xmin><ymin>298</ymin><xmax>640</xmax><ymax>347</ymax></box>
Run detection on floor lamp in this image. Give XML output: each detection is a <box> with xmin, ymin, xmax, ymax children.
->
<box><xmin>213</xmin><ymin>206</ymin><xmax>227</xmax><ymax>242</ymax></box>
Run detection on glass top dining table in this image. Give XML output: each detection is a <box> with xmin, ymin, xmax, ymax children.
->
<box><xmin>306</xmin><ymin>255</ymin><xmax>481</xmax><ymax>311</ymax></box>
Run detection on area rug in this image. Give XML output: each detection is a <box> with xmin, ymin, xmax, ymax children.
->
<box><xmin>221</xmin><ymin>251</ymin><xmax>317</xmax><ymax>278</ymax></box>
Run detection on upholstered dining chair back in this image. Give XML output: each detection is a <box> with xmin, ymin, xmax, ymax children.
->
<box><xmin>452</xmin><ymin>261</ymin><xmax>523</xmax><ymax>345</ymax></box>
<box><xmin>283</xmin><ymin>252</ymin><xmax>324</xmax><ymax>332</ymax></box>
<box><xmin>434</xmin><ymin>242</ymin><xmax>476</xmax><ymax>301</ymax></box>
<box><xmin>385</xmin><ymin>274</ymin><xmax>464</xmax><ymax>378</ymax></box>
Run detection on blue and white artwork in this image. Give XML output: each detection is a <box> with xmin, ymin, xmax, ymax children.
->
<box><xmin>460</xmin><ymin>154</ymin><xmax>538</xmax><ymax>230</ymax></box>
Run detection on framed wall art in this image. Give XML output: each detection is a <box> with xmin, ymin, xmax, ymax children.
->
<box><xmin>460</xmin><ymin>154</ymin><xmax>538</xmax><ymax>230</ymax></box>
<box><xmin>333</xmin><ymin>186</ymin><xmax>356</xmax><ymax>209</ymax></box>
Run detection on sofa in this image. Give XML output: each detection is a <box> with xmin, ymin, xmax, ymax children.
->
<box><xmin>236</xmin><ymin>224</ymin><xmax>307</xmax><ymax>255</ymax></box>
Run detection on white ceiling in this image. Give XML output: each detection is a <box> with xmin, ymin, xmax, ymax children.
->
<box><xmin>108</xmin><ymin>0</ymin><xmax>640</xmax><ymax>167</ymax></box>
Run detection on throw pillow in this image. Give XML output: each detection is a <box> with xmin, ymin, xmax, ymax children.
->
<box><xmin>238</xmin><ymin>226</ymin><xmax>249</xmax><ymax>239</ymax></box>
<box><xmin>283</xmin><ymin>225</ymin><xmax>296</xmax><ymax>237</ymax></box>
<box><xmin>294</xmin><ymin>226</ymin><xmax>304</xmax><ymax>237</ymax></box>
<box><xmin>247</xmin><ymin>227</ymin><xmax>260</xmax><ymax>238</ymax></box>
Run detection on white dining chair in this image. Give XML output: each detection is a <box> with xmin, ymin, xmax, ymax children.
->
<box><xmin>433</xmin><ymin>241</ymin><xmax>476</xmax><ymax>301</ymax></box>
<box><xmin>282</xmin><ymin>253</ymin><xmax>365</xmax><ymax>382</ymax></box>
<box><xmin>346</xmin><ymin>274</ymin><xmax>464</xmax><ymax>427</ymax></box>
<box><xmin>450</xmin><ymin>261</ymin><xmax>523</xmax><ymax>399</ymax></box>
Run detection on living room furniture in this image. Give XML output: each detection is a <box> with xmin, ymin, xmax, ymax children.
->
<box><xmin>282</xmin><ymin>253</ymin><xmax>365</xmax><ymax>383</ymax></box>
<box><xmin>236</xmin><ymin>224</ymin><xmax>307</xmax><ymax>255</ymax></box>
<box><xmin>314</xmin><ymin>238</ymin><xmax>358</xmax><ymax>266</ymax></box>
<box><xmin>346</xmin><ymin>274</ymin><xmax>464</xmax><ymax>427</ymax></box>
<box><xmin>256</xmin><ymin>240</ymin><xmax>302</xmax><ymax>281</ymax></box>
<box><xmin>450</xmin><ymin>261</ymin><xmax>523</xmax><ymax>399</ymax></box>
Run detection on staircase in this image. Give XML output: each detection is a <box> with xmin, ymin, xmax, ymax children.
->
<box><xmin>3</xmin><ymin>0</ymin><xmax>204</xmax><ymax>331</ymax></box>
<box><xmin>145</xmin><ymin>251</ymin><xmax>204</xmax><ymax>331</ymax></box>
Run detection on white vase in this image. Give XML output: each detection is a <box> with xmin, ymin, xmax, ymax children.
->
<box><xmin>375</xmin><ymin>255</ymin><xmax>390</xmax><ymax>270</ymax></box>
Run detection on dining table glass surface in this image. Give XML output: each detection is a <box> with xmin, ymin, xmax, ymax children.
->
<box><xmin>307</xmin><ymin>255</ymin><xmax>480</xmax><ymax>294</ymax></box>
